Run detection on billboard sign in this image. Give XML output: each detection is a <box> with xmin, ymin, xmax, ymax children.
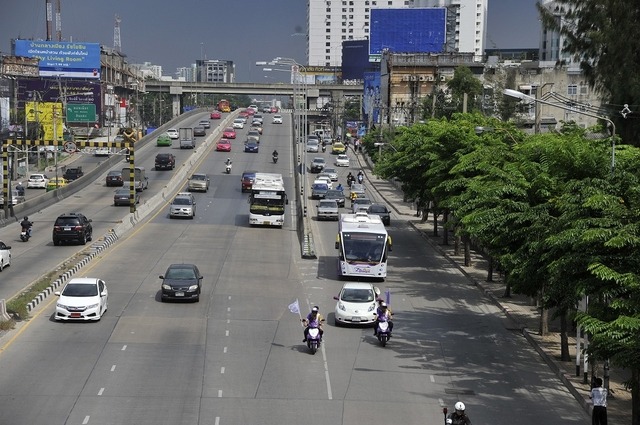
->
<box><xmin>370</xmin><ymin>8</ymin><xmax>446</xmax><ymax>56</ymax></box>
<box><xmin>363</xmin><ymin>72</ymin><xmax>381</xmax><ymax>126</ymax></box>
<box><xmin>21</xmin><ymin>79</ymin><xmax>101</xmax><ymax>124</ymax></box>
<box><xmin>14</xmin><ymin>40</ymin><xmax>101</xmax><ymax>79</ymax></box>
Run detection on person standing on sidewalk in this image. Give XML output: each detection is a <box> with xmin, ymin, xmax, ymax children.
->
<box><xmin>590</xmin><ymin>377</ymin><xmax>608</xmax><ymax>425</ymax></box>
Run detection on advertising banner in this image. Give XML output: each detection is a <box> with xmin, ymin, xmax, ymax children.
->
<box><xmin>14</xmin><ymin>40</ymin><xmax>101</xmax><ymax>79</ymax></box>
<box><xmin>363</xmin><ymin>72</ymin><xmax>381</xmax><ymax>126</ymax></box>
<box><xmin>20</xmin><ymin>79</ymin><xmax>101</xmax><ymax>123</ymax></box>
<box><xmin>370</xmin><ymin>8</ymin><xmax>446</xmax><ymax>56</ymax></box>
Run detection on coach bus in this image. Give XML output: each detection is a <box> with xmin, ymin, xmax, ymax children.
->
<box><xmin>335</xmin><ymin>212</ymin><xmax>391</xmax><ymax>279</ymax></box>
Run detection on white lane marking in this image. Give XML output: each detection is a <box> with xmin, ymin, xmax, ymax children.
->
<box><xmin>110</xmin><ymin>365</ymin><xmax>116</xmax><ymax>372</ymax></box>
<box><xmin>218</xmin><ymin>390</ymin><xmax>223</xmax><ymax>397</ymax></box>
<box><xmin>430</xmin><ymin>375</ymin><xmax>435</xmax><ymax>383</ymax></box>
<box><xmin>121</xmin><ymin>345</ymin><xmax>127</xmax><ymax>351</ymax></box>
<box><xmin>223</xmin><ymin>346</ymin><xmax>227</xmax><ymax>353</ymax></box>
<box><xmin>98</xmin><ymin>388</ymin><xmax>104</xmax><ymax>396</ymax></box>
<box><xmin>439</xmin><ymin>398</ymin><xmax>445</xmax><ymax>406</ymax></box>
<box><xmin>82</xmin><ymin>416</ymin><xmax>90</xmax><ymax>424</ymax></box>
<box><xmin>227</xmin><ymin>307</ymin><xmax>231</xmax><ymax>312</ymax></box>
<box><xmin>225</xmin><ymin>330</ymin><xmax>229</xmax><ymax>337</ymax></box>
<box><xmin>220</xmin><ymin>367</ymin><xmax>225</xmax><ymax>374</ymax></box>
<box><xmin>215</xmin><ymin>417</ymin><xmax>220</xmax><ymax>425</ymax></box>
<box><xmin>320</xmin><ymin>339</ymin><xmax>333</xmax><ymax>400</ymax></box>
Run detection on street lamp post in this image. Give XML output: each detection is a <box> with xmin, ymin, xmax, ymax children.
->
<box><xmin>503</xmin><ymin>89</ymin><xmax>617</xmax><ymax>174</ymax></box>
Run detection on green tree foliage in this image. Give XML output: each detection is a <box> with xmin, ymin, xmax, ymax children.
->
<box><xmin>446</xmin><ymin>66</ymin><xmax>484</xmax><ymax>114</ymax></box>
<box><xmin>537</xmin><ymin>0</ymin><xmax>640</xmax><ymax>145</ymax></box>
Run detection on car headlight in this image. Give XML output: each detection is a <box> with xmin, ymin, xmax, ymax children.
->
<box><xmin>86</xmin><ymin>303</ymin><xmax>99</xmax><ymax>309</ymax></box>
<box><xmin>162</xmin><ymin>283</ymin><xmax>172</xmax><ymax>290</ymax></box>
<box><xmin>368</xmin><ymin>303</ymin><xmax>376</xmax><ymax>312</ymax></box>
<box><xmin>57</xmin><ymin>303</ymin><xmax>68</xmax><ymax>310</ymax></box>
<box><xmin>188</xmin><ymin>284</ymin><xmax>199</xmax><ymax>291</ymax></box>
<box><xmin>338</xmin><ymin>302</ymin><xmax>346</xmax><ymax>312</ymax></box>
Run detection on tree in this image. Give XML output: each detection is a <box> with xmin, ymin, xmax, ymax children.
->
<box><xmin>446</xmin><ymin>66</ymin><xmax>484</xmax><ymax>114</ymax></box>
<box><xmin>537</xmin><ymin>0</ymin><xmax>640</xmax><ymax>145</ymax></box>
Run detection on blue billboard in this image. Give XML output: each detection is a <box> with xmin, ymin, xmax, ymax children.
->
<box><xmin>370</xmin><ymin>8</ymin><xmax>446</xmax><ymax>56</ymax></box>
<box><xmin>363</xmin><ymin>72</ymin><xmax>381</xmax><ymax>126</ymax></box>
<box><xmin>14</xmin><ymin>40</ymin><xmax>101</xmax><ymax>79</ymax></box>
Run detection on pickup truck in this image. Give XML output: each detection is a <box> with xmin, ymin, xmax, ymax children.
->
<box><xmin>63</xmin><ymin>167</ymin><xmax>84</xmax><ymax>181</ymax></box>
<box><xmin>179</xmin><ymin>127</ymin><xmax>195</xmax><ymax>149</ymax></box>
<box><xmin>121</xmin><ymin>166</ymin><xmax>149</xmax><ymax>192</ymax></box>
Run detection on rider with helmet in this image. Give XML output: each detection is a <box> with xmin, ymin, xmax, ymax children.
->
<box><xmin>272</xmin><ymin>150</ymin><xmax>278</xmax><ymax>158</ymax></box>
<box><xmin>20</xmin><ymin>216</ymin><xmax>33</xmax><ymax>236</ymax></box>
<box><xmin>446</xmin><ymin>402</ymin><xmax>472</xmax><ymax>425</ymax></box>
<box><xmin>225</xmin><ymin>158</ymin><xmax>232</xmax><ymax>165</ymax></box>
<box><xmin>302</xmin><ymin>306</ymin><xmax>324</xmax><ymax>342</ymax></box>
<box><xmin>374</xmin><ymin>301</ymin><xmax>393</xmax><ymax>336</ymax></box>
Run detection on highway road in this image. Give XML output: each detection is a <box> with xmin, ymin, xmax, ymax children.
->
<box><xmin>0</xmin><ymin>112</ymin><xmax>590</xmax><ymax>424</ymax></box>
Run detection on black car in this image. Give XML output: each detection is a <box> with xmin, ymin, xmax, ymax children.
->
<box><xmin>52</xmin><ymin>212</ymin><xmax>93</xmax><ymax>245</ymax></box>
<box><xmin>63</xmin><ymin>167</ymin><xmax>84</xmax><ymax>181</ymax></box>
<box><xmin>160</xmin><ymin>263</ymin><xmax>203</xmax><ymax>302</ymax></box>
<box><xmin>367</xmin><ymin>204</ymin><xmax>391</xmax><ymax>225</ymax></box>
<box><xmin>325</xmin><ymin>189</ymin><xmax>346</xmax><ymax>208</ymax></box>
<box><xmin>155</xmin><ymin>153</ymin><xmax>176</xmax><ymax>170</ymax></box>
<box><xmin>193</xmin><ymin>126</ymin><xmax>206</xmax><ymax>137</ymax></box>
<box><xmin>105</xmin><ymin>170</ymin><xmax>124</xmax><ymax>187</ymax></box>
<box><xmin>113</xmin><ymin>188</ymin><xmax>140</xmax><ymax>206</ymax></box>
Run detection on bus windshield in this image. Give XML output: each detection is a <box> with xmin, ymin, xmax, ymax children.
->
<box><xmin>342</xmin><ymin>232</ymin><xmax>386</xmax><ymax>263</ymax></box>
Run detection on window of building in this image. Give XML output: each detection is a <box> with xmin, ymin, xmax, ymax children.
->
<box><xmin>326</xmin><ymin>42</ymin><xmax>331</xmax><ymax>46</ymax></box>
<box><xmin>349</xmin><ymin>28</ymin><xmax>353</xmax><ymax>33</ymax></box>
<box><xmin>567</xmin><ymin>84</ymin><xmax>578</xmax><ymax>96</ymax></box>
<box><xmin>342</xmin><ymin>35</ymin><xmax>347</xmax><ymax>39</ymax></box>
<box><xmin>326</xmin><ymin>35</ymin><xmax>331</xmax><ymax>39</ymax></box>
<box><xmin>342</xmin><ymin>28</ymin><xmax>347</xmax><ymax>33</ymax></box>
<box><xmin>326</xmin><ymin>49</ymin><xmax>331</xmax><ymax>54</ymax></box>
<box><xmin>580</xmin><ymin>84</ymin><xmax>589</xmax><ymax>95</ymax></box>
<box><xmin>326</xmin><ymin>28</ymin><xmax>331</xmax><ymax>33</ymax></box>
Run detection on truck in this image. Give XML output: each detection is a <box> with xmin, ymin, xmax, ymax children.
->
<box><xmin>179</xmin><ymin>127</ymin><xmax>195</xmax><ymax>149</ymax></box>
<box><xmin>121</xmin><ymin>166</ymin><xmax>148</xmax><ymax>192</ymax></box>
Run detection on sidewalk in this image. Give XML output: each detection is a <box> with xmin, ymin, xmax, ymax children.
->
<box><xmin>354</xmin><ymin>151</ymin><xmax>632</xmax><ymax>424</ymax></box>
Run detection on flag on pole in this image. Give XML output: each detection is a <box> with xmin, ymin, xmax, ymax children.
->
<box><xmin>288</xmin><ymin>299</ymin><xmax>300</xmax><ymax>314</ymax></box>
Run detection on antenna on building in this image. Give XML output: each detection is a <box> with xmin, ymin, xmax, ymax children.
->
<box><xmin>55</xmin><ymin>0</ymin><xmax>62</xmax><ymax>41</ymax></box>
<box><xmin>114</xmin><ymin>14</ymin><xmax>122</xmax><ymax>52</ymax></box>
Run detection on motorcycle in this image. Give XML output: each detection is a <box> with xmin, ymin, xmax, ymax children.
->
<box><xmin>357</xmin><ymin>174</ymin><xmax>364</xmax><ymax>184</ymax></box>
<box><xmin>272</xmin><ymin>154</ymin><xmax>278</xmax><ymax>164</ymax></box>
<box><xmin>20</xmin><ymin>227</ymin><xmax>31</xmax><ymax>242</ymax></box>
<box><xmin>306</xmin><ymin>327</ymin><xmax>322</xmax><ymax>354</ymax></box>
<box><xmin>375</xmin><ymin>320</ymin><xmax>391</xmax><ymax>347</ymax></box>
<box><xmin>225</xmin><ymin>163</ymin><xmax>232</xmax><ymax>174</ymax></box>
<box><xmin>321</xmin><ymin>145</ymin><xmax>327</xmax><ymax>153</ymax></box>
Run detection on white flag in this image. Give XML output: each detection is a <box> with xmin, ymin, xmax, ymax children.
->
<box><xmin>288</xmin><ymin>299</ymin><xmax>300</xmax><ymax>314</ymax></box>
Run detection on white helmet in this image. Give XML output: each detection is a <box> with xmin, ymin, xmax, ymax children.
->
<box><xmin>455</xmin><ymin>402</ymin><xmax>465</xmax><ymax>411</ymax></box>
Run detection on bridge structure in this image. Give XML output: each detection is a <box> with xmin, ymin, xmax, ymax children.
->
<box><xmin>143</xmin><ymin>80</ymin><xmax>364</xmax><ymax>118</ymax></box>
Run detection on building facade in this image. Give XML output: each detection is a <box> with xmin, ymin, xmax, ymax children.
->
<box><xmin>307</xmin><ymin>0</ymin><xmax>487</xmax><ymax>67</ymax></box>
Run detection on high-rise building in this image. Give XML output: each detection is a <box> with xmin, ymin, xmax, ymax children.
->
<box><xmin>538</xmin><ymin>0</ymin><xmax>574</xmax><ymax>64</ymax></box>
<box><xmin>307</xmin><ymin>0</ymin><xmax>487</xmax><ymax>67</ymax></box>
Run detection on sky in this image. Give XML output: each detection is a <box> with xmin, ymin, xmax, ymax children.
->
<box><xmin>0</xmin><ymin>0</ymin><xmax>541</xmax><ymax>82</ymax></box>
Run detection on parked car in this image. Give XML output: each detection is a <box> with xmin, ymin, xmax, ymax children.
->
<box><xmin>193</xmin><ymin>126</ymin><xmax>206</xmax><ymax>137</ymax></box>
<box><xmin>155</xmin><ymin>153</ymin><xmax>176</xmax><ymax>170</ymax></box>
<box><xmin>0</xmin><ymin>240</ymin><xmax>11</xmax><ymax>271</ymax></box>
<box><xmin>367</xmin><ymin>204</ymin><xmax>391</xmax><ymax>225</ymax></box>
<box><xmin>188</xmin><ymin>173</ymin><xmax>210</xmax><ymax>192</ymax></box>
<box><xmin>105</xmin><ymin>170</ymin><xmax>124</xmax><ymax>187</ymax></box>
<box><xmin>316</xmin><ymin>199</ymin><xmax>339</xmax><ymax>221</ymax></box>
<box><xmin>333</xmin><ymin>282</ymin><xmax>380</xmax><ymax>327</ymax></box>
<box><xmin>54</xmin><ymin>278</ymin><xmax>108</xmax><ymax>321</ymax></box>
<box><xmin>27</xmin><ymin>173</ymin><xmax>49</xmax><ymax>189</ymax></box>
<box><xmin>160</xmin><ymin>263</ymin><xmax>203</xmax><ymax>302</ymax></box>
<box><xmin>156</xmin><ymin>133</ymin><xmax>172</xmax><ymax>146</ymax></box>
<box><xmin>52</xmin><ymin>212</ymin><xmax>93</xmax><ymax>245</ymax></box>
<box><xmin>169</xmin><ymin>192</ymin><xmax>196</xmax><ymax>219</ymax></box>
<box><xmin>166</xmin><ymin>128</ymin><xmax>179</xmax><ymax>139</ymax></box>
<box><xmin>113</xmin><ymin>188</ymin><xmax>140</xmax><ymax>206</ymax></box>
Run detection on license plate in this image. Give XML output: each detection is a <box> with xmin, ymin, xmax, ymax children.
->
<box><xmin>174</xmin><ymin>292</ymin><xmax>184</xmax><ymax>297</ymax></box>
<box><xmin>64</xmin><ymin>227</ymin><xmax>71</xmax><ymax>231</ymax></box>
<box><xmin>70</xmin><ymin>313</ymin><xmax>81</xmax><ymax>318</ymax></box>
<box><xmin>351</xmin><ymin>316</ymin><xmax>362</xmax><ymax>322</ymax></box>
<box><xmin>264</xmin><ymin>221</ymin><xmax>271</xmax><ymax>225</ymax></box>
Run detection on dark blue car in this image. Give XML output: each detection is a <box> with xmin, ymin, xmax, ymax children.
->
<box><xmin>244</xmin><ymin>141</ymin><xmax>259</xmax><ymax>153</ymax></box>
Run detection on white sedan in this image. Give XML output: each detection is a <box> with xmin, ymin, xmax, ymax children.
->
<box><xmin>335</xmin><ymin>154</ymin><xmax>350</xmax><ymax>167</ymax></box>
<box><xmin>0</xmin><ymin>241</ymin><xmax>11</xmax><ymax>271</ymax></box>
<box><xmin>54</xmin><ymin>278</ymin><xmax>109</xmax><ymax>321</ymax></box>
<box><xmin>27</xmin><ymin>173</ymin><xmax>49</xmax><ymax>189</ymax></box>
<box><xmin>166</xmin><ymin>128</ymin><xmax>179</xmax><ymax>139</ymax></box>
<box><xmin>233</xmin><ymin>119</ymin><xmax>245</xmax><ymax>129</ymax></box>
<box><xmin>334</xmin><ymin>282</ymin><xmax>380</xmax><ymax>327</ymax></box>
<box><xmin>272</xmin><ymin>114</ymin><xmax>283</xmax><ymax>124</ymax></box>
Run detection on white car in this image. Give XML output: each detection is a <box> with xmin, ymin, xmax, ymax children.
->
<box><xmin>54</xmin><ymin>278</ymin><xmax>109</xmax><ymax>321</ymax></box>
<box><xmin>27</xmin><ymin>173</ymin><xmax>49</xmax><ymax>189</ymax></box>
<box><xmin>166</xmin><ymin>128</ymin><xmax>179</xmax><ymax>139</ymax></box>
<box><xmin>335</xmin><ymin>154</ymin><xmax>350</xmax><ymax>167</ymax></box>
<box><xmin>0</xmin><ymin>240</ymin><xmax>11</xmax><ymax>271</ymax></box>
<box><xmin>233</xmin><ymin>119</ymin><xmax>245</xmax><ymax>129</ymax></box>
<box><xmin>94</xmin><ymin>147</ymin><xmax>111</xmax><ymax>157</ymax></box>
<box><xmin>272</xmin><ymin>114</ymin><xmax>283</xmax><ymax>124</ymax></box>
<box><xmin>316</xmin><ymin>174</ymin><xmax>333</xmax><ymax>189</ymax></box>
<box><xmin>323</xmin><ymin>167</ymin><xmax>339</xmax><ymax>181</ymax></box>
<box><xmin>334</xmin><ymin>282</ymin><xmax>380</xmax><ymax>327</ymax></box>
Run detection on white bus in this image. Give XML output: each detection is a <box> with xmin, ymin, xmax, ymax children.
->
<box><xmin>335</xmin><ymin>212</ymin><xmax>391</xmax><ymax>279</ymax></box>
<box><xmin>249</xmin><ymin>173</ymin><xmax>288</xmax><ymax>227</ymax></box>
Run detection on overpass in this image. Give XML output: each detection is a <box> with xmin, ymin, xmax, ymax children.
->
<box><xmin>144</xmin><ymin>80</ymin><xmax>364</xmax><ymax>117</ymax></box>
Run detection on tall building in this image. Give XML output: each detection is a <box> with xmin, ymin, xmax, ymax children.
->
<box><xmin>307</xmin><ymin>0</ymin><xmax>487</xmax><ymax>67</ymax></box>
<box><xmin>538</xmin><ymin>0</ymin><xmax>573</xmax><ymax>64</ymax></box>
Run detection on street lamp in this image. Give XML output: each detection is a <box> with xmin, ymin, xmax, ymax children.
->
<box><xmin>503</xmin><ymin>89</ymin><xmax>617</xmax><ymax>174</ymax></box>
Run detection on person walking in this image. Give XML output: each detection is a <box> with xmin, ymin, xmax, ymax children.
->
<box><xmin>590</xmin><ymin>377</ymin><xmax>608</xmax><ymax>425</ymax></box>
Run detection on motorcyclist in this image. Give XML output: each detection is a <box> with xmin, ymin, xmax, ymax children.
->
<box><xmin>374</xmin><ymin>301</ymin><xmax>393</xmax><ymax>337</ymax></box>
<box><xmin>272</xmin><ymin>150</ymin><xmax>278</xmax><ymax>158</ymax></box>
<box><xmin>336</xmin><ymin>183</ymin><xmax>344</xmax><ymax>192</ymax></box>
<box><xmin>20</xmin><ymin>216</ymin><xmax>33</xmax><ymax>236</ymax></box>
<box><xmin>446</xmin><ymin>402</ymin><xmax>472</xmax><ymax>425</ymax></box>
<box><xmin>15</xmin><ymin>182</ymin><xmax>25</xmax><ymax>196</ymax></box>
<box><xmin>302</xmin><ymin>306</ymin><xmax>324</xmax><ymax>342</ymax></box>
<box><xmin>225</xmin><ymin>158</ymin><xmax>232</xmax><ymax>166</ymax></box>
<box><xmin>357</xmin><ymin>170</ymin><xmax>364</xmax><ymax>184</ymax></box>
<box><xmin>346</xmin><ymin>173</ymin><xmax>355</xmax><ymax>188</ymax></box>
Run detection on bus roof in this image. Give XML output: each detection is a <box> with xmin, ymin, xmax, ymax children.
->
<box><xmin>252</xmin><ymin>173</ymin><xmax>285</xmax><ymax>191</ymax></box>
<box><xmin>339</xmin><ymin>213</ymin><xmax>386</xmax><ymax>232</ymax></box>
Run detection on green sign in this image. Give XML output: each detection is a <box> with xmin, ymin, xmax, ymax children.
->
<box><xmin>66</xmin><ymin>104</ymin><xmax>96</xmax><ymax>123</ymax></box>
